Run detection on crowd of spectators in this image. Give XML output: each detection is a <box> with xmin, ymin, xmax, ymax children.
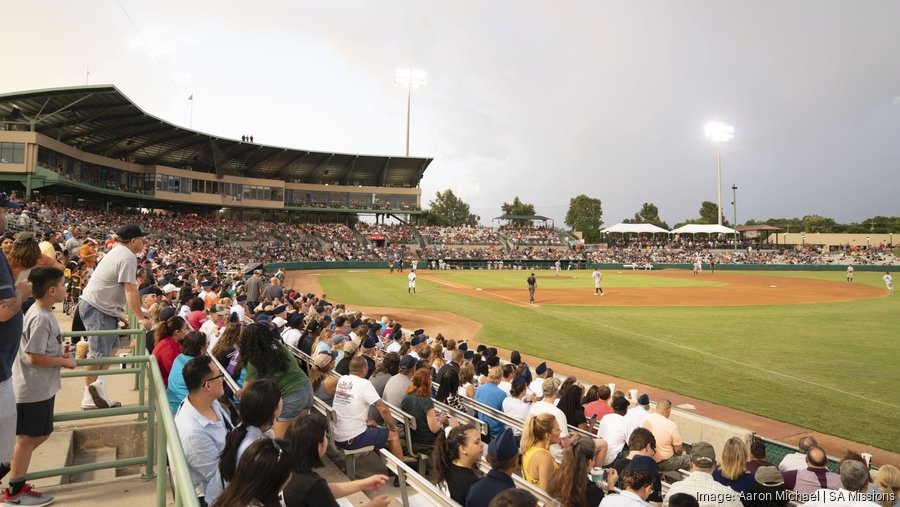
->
<box><xmin>420</xmin><ymin>226</ymin><xmax>503</xmax><ymax>246</ymax></box>
<box><xmin>356</xmin><ymin>223</ymin><xmax>417</xmax><ymax>244</ymax></box>
<box><xmin>499</xmin><ymin>226</ymin><xmax>565</xmax><ymax>246</ymax></box>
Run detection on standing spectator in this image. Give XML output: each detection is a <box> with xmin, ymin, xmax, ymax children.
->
<box><xmin>281</xmin><ymin>413</ymin><xmax>390</xmax><ymax>507</ymax></box>
<box><xmin>431</xmin><ymin>423</ymin><xmax>484</xmax><ymax>505</ymax></box>
<box><xmin>205</xmin><ymin>379</ymin><xmax>282</xmax><ymax>505</ymax></box>
<box><xmin>662</xmin><ymin>442</ymin><xmax>742</xmax><ymax>507</ymax></box>
<box><xmin>547</xmin><ymin>434</ymin><xmax>614</xmax><ymax>507</ymax></box>
<box><xmin>466</xmin><ymin>428</ymin><xmax>519</xmax><ymax>507</ymax></box>
<box><xmin>78</xmin><ymin>224</ymin><xmax>151</xmax><ymax>409</ymax></box>
<box><xmin>152</xmin><ymin>316</ymin><xmax>189</xmax><ymax>389</ymax></box>
<box><xmin>2</xmin><ymin>267</ymin><xmax>73</xmax><ymax>506</ymax></box>
<box><xmin>713</xmin><ymin>437</ymin><xmax>756</xmax><ymax>494</ymax></box>
<box><xmin>65</xmin><ymin>229</ymin><xmax>83</xmax><ymax>260</ymax></box>
<box><xmin>474</xmin><ymin>367</ymin><xmax>508</xmax><ymax>438</ymax></box>
<box><xmin>640</xmin><ymin>399</ymin><xmax>687</xmax><ymax>472</ymax></box>
<box><xmin>166</xmin><ymin>331</ymin><xmax>208</xmax><ymax>414</ymax></box>
<box><xmin>209</xmin><ymin>438</ymin><xmax>292</xmax><ymax>507</ymax></box>
<box><xmin>263</xmin><ymin>277</ymin><xmax>283</xmax><ymax>302</ymax></box>
<box><xmin>175</xmin><ymin>356</ymin><xmax>232</xmax><ymax>506</ymax></box>
<box><xmin>240</xmin><ymin>323</ymin><xmax>312</xmax><ymax>438</ymax></box>
<box><xmin>245</xmin><ymin>270</ymin><xmax>264</xmax><ymax>311</ymax></box>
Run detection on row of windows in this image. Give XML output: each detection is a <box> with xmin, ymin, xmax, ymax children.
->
<box><xmin>0</xmin><ymin>143</ymin><xmax>25</xmax><ymax>164</ymax></box>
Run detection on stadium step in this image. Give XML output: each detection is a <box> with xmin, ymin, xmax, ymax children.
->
<box><xmin>27</xmin><ymin>429</ymin><xmax>75</xmax><ymax>488</ymax></box>
<box><xmin>32</xmin><ymin>474</ymin><xmax>171</xmax><ymax>507</ymax></box>
<box><xmin>68</xmin><ymin>447</ymin><xmax>119</xmax><ymax>484</ymax></box>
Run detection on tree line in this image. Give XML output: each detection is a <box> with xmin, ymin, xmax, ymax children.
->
<box><xmin>420</xmin><ymin>190</ymin><xmax>899</xmax><ymax>242</ymax></box>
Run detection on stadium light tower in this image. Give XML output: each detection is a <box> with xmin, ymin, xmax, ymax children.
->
<box><xmin>394</xmin><ymin>68</ymin><xmax>427</xmax><ymax>157</ymax></box>
<box><xmin>705</xmin><ymin>120</ymin><xmax>735</xmax><ymax>226</ymax></box>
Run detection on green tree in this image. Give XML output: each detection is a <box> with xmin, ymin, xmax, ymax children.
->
<box><xmin>699</xmin><ymin>201</ymin><xmax>726</xmax><ymax>225</ymax></box>
<box><xmin>564</xmin><ymin>194</ymin><xmax>603</xmax><ymax>242</ymax></box>
<box><xmin>422</xmin><ymin>189</ymin><xmax>480</xmax><ymax>227</ymax></box>
<box><xmin>624</xmin><ymin>202</ymin><xmax>668</xmax><ymax>229</ymax></box>
<box><xmin>500</xmin><ymin>196</ymin><xmax>537</xmax><ymax>226</ymax></box>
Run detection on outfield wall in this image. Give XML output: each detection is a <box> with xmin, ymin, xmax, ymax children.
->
<box><xmin>263</xmin><ymin>260</ymin><xmax>894</xmax><ymax>272</ymax></box>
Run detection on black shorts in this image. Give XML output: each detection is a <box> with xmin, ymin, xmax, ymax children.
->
<box><xmin>16</xmin><ymin>396</ymin><xmax>55</xmax><ymax>437</ymax></box>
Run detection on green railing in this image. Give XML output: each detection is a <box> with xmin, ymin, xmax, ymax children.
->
<box><xmin>22</xmin><ymin>314</ymin><xmax>199</xmax><ymax>507</ymax></box>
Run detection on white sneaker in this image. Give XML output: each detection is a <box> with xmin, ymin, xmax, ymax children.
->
<box><xmin>81</xmin><ymin>387</ymin><xmax>97</xmax><ymax>410</ymax></box>
<box><xmin>87</xmin><ymin>380</ymin><xmax>121</xmax><ymax>409</ymax></box>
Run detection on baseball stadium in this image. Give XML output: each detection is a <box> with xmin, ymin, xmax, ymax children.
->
<box><xmin>0</xmin><ymin>82</ymin><xmax>896</xmax><ymax>507</ymax></box>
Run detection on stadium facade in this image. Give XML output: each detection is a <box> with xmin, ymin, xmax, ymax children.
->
<box><xmin>0</xmin><ymin>85</ymin><xmax>430</xmax><ymax>219</ymax></box>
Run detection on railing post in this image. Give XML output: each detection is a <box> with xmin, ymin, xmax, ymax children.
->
<box><xmin>132</xmin><ymin>313</ymin><xmax>146</xmax><ymax>421</ymax></box>
<box><xmin>144</xmin><ymin>363</ymin><xmax>156</xmax><ymax>480</ymax></box>
<box><xmin>156</xmin><ymin>413</ymin><xmax>167</xmax><ymax>507</ymax></box>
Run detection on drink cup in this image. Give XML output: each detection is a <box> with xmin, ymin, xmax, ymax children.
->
<box><xmin>590</xmin><ymin>467</ymin><xmax>606</xmax><ymax>485</ymax></box>
<box><xmin>608</xmin><ymin>383</ymin><xmax>616</xmax><ymax>395</ymax></box>
<box><xmin>630</xmin><ymin>389</ymin><xmax>638</xmax><ymax>400</ymax></box>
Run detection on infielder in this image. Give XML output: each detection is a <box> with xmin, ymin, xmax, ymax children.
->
<box><xmin>592</xmin><ymin>269</ymin><xmax>605</xmax><ymax>296</ymax></box>
<box><xmin>884</xmin><ymin>271</ymin><xmax>893</xmax><ymax>294</ymax></box>
<box><xmin>408</xmin><ymin>270</ymin><xmax>416</xmax><ymax>294</ymax></box>
<box><xmin>693</xmin><ymin>259</ymin><xmax>702</xmax><ymax>275</ymax></box>
<box><xmin>554</xmin><ymin>260</ymin><xmax>561</xmax><ymax>276</ymax></box>
<box><xmin>846</xmin><ymin>265</ymin><xmax>853</xmax><ymax>282</ymax></box>
<box><xmin>527</xmin><ymin>273</ymin><xmax>536</xmax><ymax>304</ymax></box>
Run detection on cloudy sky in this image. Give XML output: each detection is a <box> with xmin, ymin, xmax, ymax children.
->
<box><xmin>6</xmin><ymin>1</ymin><xmax>900</xmax><ymax>226</ymax></box>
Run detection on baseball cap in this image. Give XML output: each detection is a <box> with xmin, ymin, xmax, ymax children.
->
<box><xmin>637</xmin><ymin>394</ymin><xmax>650</xmax><ymax>405</ymax></box>
<box><xmin>488</xmin><ymin>429</ymin><xmax>518</xmax><ymax>461</ymax></box>
<box><xmin>159</xmin><ymin>306</ymin><xmax>177</xmax><ymax>321</ymax></box>
<box><xmin>212</xmin><ymin>304</ymin><xmax>228</xmax><ymax>316</ymax></box>
<box><xmin>410</xmin><ymin>334</ymin><xmax>426</xmax><ymax>346</ymax></box>
<box><xmin>690</xmin><ymin>441</ymin><xmax>716</xmax><ymax>467</ymax></box>
<box><xmin>162</xmin><ymin>283</ymin><xmax>179</xmax><ymax>294</ymax></box>
<box><xmin>755</xmin><ymin>466</ymin><xmax>784</xmax><ymax>486</ymax></box>
<box><xmin>116</xmin><ymin>224</ymin><xmax>149</xmax><ymax>240</ymax></box>
<box><xmin>399</xmin><ymin>355</ymin><xmax>417</xmax><ymax>371</ymax></box>
<box><xmin>314</xmin><ymin>351</ymin><xmax>337</xmax><ymax>369</ymax></box>
<box><xmin>612</xmin><ymin>396</ymin><xmax>631</xmax><ymax>411</ymax></box>
<box><xmin>541</xmin><ymin>377</ymin><xmax>561</xmax><ymax>396</ymax></box>
<box><xmin>139</xmin><ymin>286</ymin><xmax>163</xmax><ymax>297</ymax></box>
<box><xmin>535</xmin><ymin>362</ymin><xmax>547</xmax><ymax>375</ymax></box>
<box><xmin>272</xmin><ymin>317</ymin><xmax>287</xmax><ymax>328</ymax></box>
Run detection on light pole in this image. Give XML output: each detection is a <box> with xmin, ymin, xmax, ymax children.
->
<box><xmin>866</xmin><ymin>236</ymin><xmax>870</xmax><ymax>249</ymax></box>
<box><xmin>394</xmin><ymin>68</ymin><xmax>427</xmax><ymax>157</ymax></box>
<box><xmin>731</xmin><ymin>184</ymin><xmax>738</xmax><ymax>249</ymax></box>
<box><xmin>705</xmin><ymin>120</ymin><xmax>735</xmax><ymax>225</ymax></box>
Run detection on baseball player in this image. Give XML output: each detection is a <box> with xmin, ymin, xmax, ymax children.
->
<box><xmin>408</xmin><ymin>270</ymin><xmax>417</xmax><ymax>294</ymax></box>
<box><xmin>527</xmin><ymin>273</ymin><xmax>536</xmax><ymax>304</ymax></box>
<box><xmin>592</xmin><ymin>269</ymin><xmax>605</xmax><ymax>296</ymax></box>
<box><xmin>884</xmin><ymin>271</ymin><xmax>893</xmax><ymax>294</ymax></box>
<box><xmin>554</xmin><ymin>260</ymin><xmax>561</xmax><ymax>276</ymax></box>
<box><xmin>846</xmin><ymin>265</ymin><xmax>854</xmax><ymax>282</ymax></box>
<box><xmin>693</xmin><ymin>259</ymin><xmax>702</xmax><ymax>275</ymax></box>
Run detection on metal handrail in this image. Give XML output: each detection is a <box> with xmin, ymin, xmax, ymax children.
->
<box><xmin>209</xmin><ymin>353</ymin><xmax>241</xmax><ymax>394</ymax></box>
<box><xmin>474</xmin><ymin>459</ymin><xmax>561</xmax><ymax>507</ymax></box>
<box><xmin>380</xmin><ymin>448</ymin><xmax>462</xmax><ymax>507</ymax></box>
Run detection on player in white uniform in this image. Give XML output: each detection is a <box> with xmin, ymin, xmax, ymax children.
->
<box><xmin>592</xmin><ymin>269</ymin><xmax>605</xmax><ymax>296</ymax></box>
<box><xmin>846</xmin><ymin>265</ymin><xmax>854</xmax><ymax>282</ymax></box>
<box><xmin>884</xmin><ymin>272</ymin><xmax>893</xmax><ymax>294</ymax></box>
<box><xmin>408</xmin><ymin>271</ymin><xmax>417</xmax><ymax>294</ymax></box>
<box><xmin>554</xmin><ymin>260</ymin><xmax>561</xmax><ymax>276</ymax></box>
<box><xmin>693</xmin><ymin>259</ymin><xmax>702</xmax><ymax>275</ymax></box>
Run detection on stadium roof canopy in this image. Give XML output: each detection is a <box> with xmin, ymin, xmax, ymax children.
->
<box><xmin>670</xmin><ymin>224</ymin><xmax>736</xmax><ymax>235</ymax></box>
<box><xmin>493</xmin><ymin>214</ymin><xmax>552</xmax><ymax>221</ymax></box>
<box><xmin>601</xmin><ymin>223</ymin><xmax>669</xmax><ymax>234</ymax></box>
<box><xmin>0</xmin><ymin>85</ymin><xmax>432</xmax><ymax>186</ymax></box>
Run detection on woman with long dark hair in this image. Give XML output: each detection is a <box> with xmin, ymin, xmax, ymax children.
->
<box><xmin>210</xmin><ymin>437</ymin><xmax>292</xmax><ymax>507</ymax></box>
<box><xmin>435</xmin><ymin>369</ymin><xmax>465</xmax><ymax>412</ymax></box>
<box><xmin>282</xmin><ymin>413</ymin><xmax>390</xmax><ymax>507</ymax></box>
<box><xmin>431</xmin><ymin>423</ymin><xmax>483</xmax><ymax>504</ymax></box>
<box><xmin>558</xmin><ymin>383</ymin><xmax>589</xmax><ymax>430</ymax></box>
<box><xmin>546</xmin><ymin>435</ymin><xmax>612</xmax><ymax>507</ymax></box>
<box><xmin>240</xmin><ymin>323</ymin><xmax>312</xmax><ymax>438</ymax></box>
<box><xmin>206</xmin><ymin>379</ymin><xmax>282</xmax><ymax>505</ymax></box>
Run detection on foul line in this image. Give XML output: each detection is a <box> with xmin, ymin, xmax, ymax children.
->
<box><xmin>592</xmin><ymin>320</ymin><xmax>900</xmax><ymax>409</ymax></box>
<box><xmin>421</xmin><ymin>274</ymin><xmax>538</xmax><ymax>307</ymax></box>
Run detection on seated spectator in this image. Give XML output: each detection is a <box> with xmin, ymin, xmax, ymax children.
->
<box><xmin>369</xmin><ymin>352</ymin><xmax>399</xmax><ymax>399</ymax></box>
<box><xmin>431</xmin><ymin>423</ymin><xmax>484</xmax><ymax>504</ymax></box>
<box><xmin>152</xmin><ymin>316</ymin><xmax>189</xmax><ymax>388</ymax></box>
<box><xmin>530</xmin><ymin>377</ymin><xmax>579</xmax><ymax>462</ymax></box>
<box><xmin>489</xmin><ymin>489</ymin><xmax>539</xmax><ymax>507</ymax></box>
<box><xmin>206</xmin><ymin>379</ymin><xmax>282</xmax><ymax>505</ymax></box>
<box><xmin>746</xmin><ymin>440</ymin><xmax>775</xmax><ymax>474</ymax></box>
<box><xmin>474</xmin><ymin>366</ymin><xmax>508</xmax><ymax>438</ymax></box>
<box><xmin>281</xmin><ymin>313</ymin><xmax>304</xmax><ymax>349</ymax></box>
<box><xmin>435</xmin><ymin>368</ymin><xmax>465</xmax><ymax>412</ymax></box>
<box><xmin>584</xmin><ymin>384</ymin><xmax>614</xmax><ymax>421</ymax></box>
<box><xmin>520</xmin><ymin>413</ymin><xmax>560</xmax><ymax>491</ymax></box>
<box><xmin>401</xmin><ymin>368</ymin><xmax>448</xmax><ymax>453</ymax></box>
<box><xmin>713</xmin><ymin>437</ymin><xmax>757</xmax><ymax>494</ymax></box>
<box><xmin>744</xmin><ymin>466</ymin><xmax>789</xmax><ymax>507</ymax></box>
<box><xmin>186</xmin><ymin>298</ymin><xmax>208</xmax><ymax>331</ymax></box>
<box><xmin>281</xmin><ymin>413</ymin><xmax>390</xmax><ymax>507</ymax></box>
<box><xmin>310</xmin><ymin>351</ymin><xmax>338</xmax><ymax>406</ymax></box>
<box><xmin>558</xmin><ymin>382</ymin><xmax>589</xmax><ymax>430</ymax></box>
<box><xmin>872</xmin><ymin>465</ymin><xmax>899</xmax><ymax>507</ymax></box>
<box><xmin>599</xmin><ymin>458</ymin><xmax>659</xmax><ymax>507</ymax></box>
<box><xmin>666</xmin><ymin>494</ymin><xmax>700</xmax><ymax>507</ymax></box>
<box><xmin>166</xmin><ymin>330</ymin><xmax>208</xmax><ymax>414</ymax></box>
<box><xmin>640</xmin><ymin>399</ymin><xmax>688</xmax><ymax>472</ymax></box>
<box><xmin>502</xmin><ymin>376</ymin><xmax>531</xmax><ymax>428</ymax></box>
<box><xmin>209</xmin><ymin>437</ymin><xmax>292</xmax><ymax>507</ymax></box>
<box><xmin>240</xmin><ymin>323</ymin><xmax>312</xmax><ymax>438</ymax></box>
<box><xmin>174</xmin><ymin>356</ymin><xmax>233</xmax><ymax>505</ymax></box>
<box><xmin>798</xmin><ymin>459</ymin><xmax>879</xmax><ymax>506</ymax></box>
<box><xmin>779</xmin><ymin>436</ymin><xmax>818</xmax><ymax>472</ymax></box>
<box><xmin>547</xmin><ymin>434</ymin><xmax>614</xmax><ymax>507</ymax></box>
<box><xmin>597</xmin><ymin>396</ymin><xmax>635</xmax><ymax>466</ymax></box>
<box><xmin>466</xmin><ymin>428</ymin><xmax>519</xmax><ymax>507</ymax></box>
<box><xmin>661</xmin><ymin>441</ymin><xmax>742</xmax><ymax>507</ymax></box>
<box><xmin>332</xmin><ymin>357</ymin><xmax>404</xmax><ymax>461</ymax></box>
<box><xmin>609</xmin><ymin>428</ymin><xmax>663</xmax><ymax>504</ymax></box>
<box><xmin>381</xmin><ymin>354</ymin><xmax>416</xmax><ymax>409</ymax></box>
<box><xmin>625</xmin><ymin>393</ymin><xmax>651</xmax><ymax>435</ymax></box>
<box><xmin>458</xmin><ymin>361</ymin><xmax>477</xmax><ymax>398</ymax></box>
<box><xmin>210</xmin><ymin>321</ymin><xmax>245</xmax><ymax>395</ymax></box>
<box><xmin>782</xmin><ymin>446</ymin><xmax>841</xmax><ymax>494</ymax></box>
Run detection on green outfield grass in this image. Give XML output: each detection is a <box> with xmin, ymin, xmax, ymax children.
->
<box><xmin>317</xmin><ymin>269</ymin><xmax>900</xmax><ymax>452</ymax></box>
<box><xmin>436</xmin><ymin>270</ymin><xmax>723</xmax><ymax>289</ymax></box>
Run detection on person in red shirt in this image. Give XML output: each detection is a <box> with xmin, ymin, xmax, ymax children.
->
<box><xmin>152</xmin><ymin>316</ymin><xmax>188</xmax><ymax>387</ymax></box>
<box><xmin>584</xmin><ymin>384</ymin><xmax>614</xmax><ymax>421</ymax></box>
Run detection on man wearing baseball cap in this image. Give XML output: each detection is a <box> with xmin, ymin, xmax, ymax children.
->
<box><xmin>78</xmin><ymin>224</ymin><xmax>151</xmax><ymax>410</ymax></box>
<box><xmin>662</xmin><ymin>441</ymin><xmax>742</xmax><ymax>507</ymax></box>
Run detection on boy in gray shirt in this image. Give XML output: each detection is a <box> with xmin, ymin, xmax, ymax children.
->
<box><xmin>1</xmin><ymin>267</ymin><xmax>75</xmax><ymax>506</ymax></box>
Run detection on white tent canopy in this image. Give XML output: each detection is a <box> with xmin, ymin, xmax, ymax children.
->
<box><xmin>669</xmin><ymin>224</ymin><xmax>736</xmax><ymax>235</ymax></box>
<box><xmin>601</xmin><ymin>223</ymin><xmax>670</xmax><ymax>234</ymax></box>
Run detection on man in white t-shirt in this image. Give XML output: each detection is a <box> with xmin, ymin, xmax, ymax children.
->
<box><xmin>407</xmin><ymin>271</ymin><xmax>416</xmax><ymax>294</ymax></box>
<box><xmin>624</xmin><ymin>394</ymin><xmax>651</xmax><ymax>438</ymax></box>
<box><xmin>527</xmin><ymin>362</ymin><xmax>550</xmax><ymax>402</ymax></box>
<box><xmin>596</xmin><ymin>397</ymin><xmax>635</xmax><ymax>466</ymax></box>
<box><xmin>332</xmin><ymin>357</ymin><xmax>403</xmax><ymax>460</ymax></box>
<box><xmin>200</xmin><ymin>304</ymin><xmax>227</xmax><ymax>351</ymax></box>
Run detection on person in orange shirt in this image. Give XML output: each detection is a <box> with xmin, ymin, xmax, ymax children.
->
<box><xmin>79</xmin><ymin>240</ymin><xmax>98</xmax><ymax>270</ymax></box>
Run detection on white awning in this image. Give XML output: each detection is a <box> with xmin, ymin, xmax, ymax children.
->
<box><xmin>669</xmin><ymin>224</ymin><xmax>736</xmax><ymax>235</ymax></box>
<box><xmin>601</xmin><ymin>223</ymin><xmax>670</xmax><ymax>234</ymax></box>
